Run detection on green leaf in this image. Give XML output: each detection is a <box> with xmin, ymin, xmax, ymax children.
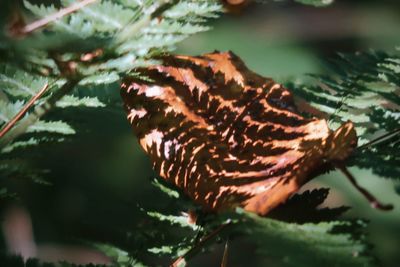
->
<box><xmin>269</xmin><ymin>188</ymin><xmax>349</xmax><ymax>223</ymax></box>
<box><xmin>0</xmin><ymin>158</ymin><xmax>51</xmax><ymax>185</ymax></box>
<box><xmin>56</xmin><ymin>95</ymin><xmax>106</xmax><ymax>108</ymax></box>
<box><xmin>92</xmin><ymin>243</ymin><xmax>149</xmax><ymax>267</ymax></box>
<box><xmin>289</xmin><ymin>50</ymin><xmax>400</xmax><ymax>179</ymax></box>
<box><xmin>0</xmin><ymin>187</ymin><xmax>10</xmax><ymax>198</ymax></box>
<box><xmin>228</xmin><ymin>210</ymin><xmax>373</xmax><ymax>267</ymax></box>
<box><xmin>0</xmin><ymin>64</ymin><xmax>49</xmax><ymax>98</ymax></box>
<box><xmin>293</xmin><ymin>0</ymin><xmax>334</xmax><ymax>7</ymax></box>
<box><xmin>256</xmin><ymin>0</ymin><xmax>334</xmax><ymax>7</ymax></box>
<box><xmin>151</xmin><ymin>178</ymin><xmax>180</xmax><ymax>199</ymax></box>
<box><xmin>0</xmin><ymin>251</ymin><xmax>113</xmax><ymax>267</ymax></box>
<box><xmin>1</xmin><ymin>0</ymin><xmax>222</xmax><ymax>211</ymax></box>
<box><xmin>147</xmin><ymin>211</ymin><xmax>199</xmax><ymax>230</ymax></box>
<box><xmin>23</xmin><ymin>0</ymin><xmax>222</xmax><ymax>73</ymax></box>
<box><xmin>79</xmin><ymin>72</ymin><xmax>120</xmax><ymax>85</ymax></box>
<box><xmin>1</xmin><ymin>137</ymin><xmax>40</xmax><ymax>153</ymax></box>
<box><xmin>27</xmin><ymin>120</ymin><xmax>76</xmax><ymax>135</ymax></box>
<box><xmin>0</xmin><ymin>100</ymin><xmax>25</xmax><ymax>124</ymax></box>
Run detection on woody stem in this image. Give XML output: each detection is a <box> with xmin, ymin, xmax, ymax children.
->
<box><xmin>337</xmin><ymin>164</ymin><xmax>393</xmax><ymax>211</ymax></box>
<box><xmin>170</xmin><ymin>221</ymin><xmax>232</xmax><ymax>267</ymax></box>
<box><xmin>20</xmin><ymin>0</ymin><xmax>98</xmax><ymax>35</ymax></box>
<box><xmin>0</xmin><ymin>79</ymin><xmax>79</xmax><ymax>149</ymax></box>
<box><xmin>0</xmin><ymin>83</ymin><xmax>49</xmax><ymax>138</ymax></box>
<box><xmin>357</xmin><ymin>128</ymin><xmax>400</xmax><ymax>151</ymax></box>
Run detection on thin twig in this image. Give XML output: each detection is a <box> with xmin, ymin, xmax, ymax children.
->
<box><xmin>0</xmin><ymin>83</ymin><xmax>49</xmax><ymax>138</ymax></box>
<box><xmin>20</xmin><ymin>0</ymin><xmax>98</xmax><ymax>35</ymax></box>
<box><xmin>0</xmin><ymin>79</ymin><xmax>80</xmax><ymax>149</ymax></box>
<box><xmin>357</xmin><ymin>128</ymin><xmax>400</xmax><ymax>151</ymax></box>
<box><xmin>171</xmin><ymin>221</ymin><xmax>232</xmax><ymax>267</ymax></box>
<box><xmin>220</xmin><ymin>240</ymin><xmax>229</xmax><ymax>267</ymax></box>
<box><xmin>337</xmin><ymin>164</ymin><xmax>393</xmax><ymax>211</ymax></box>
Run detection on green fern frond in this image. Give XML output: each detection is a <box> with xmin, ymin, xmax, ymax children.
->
<box><xmin>56</xmin><ymin>95</ymin><xmax>105</xmax><ymax>108</ymax></box>
<box><xmin>1</xmin><ymin>137</ymin><xmax>40</xmax><ymax>153</ymax></box>
<box><xmin>293</xmin><ymin>0</ymin><xmax>333</xmax><ymax>7</ymax></box>
<box><xmin>232</xmin><ymin>210</ymin><xmax>372</xmax><ymax>267</ymax></box>
<box><xmin>19</xmin><ymin>0</ymin><xmax>222</xmax><ymax>76</ymax></box>
<box><xmin>147</xmin><ymin>211</ymin><xmax>199</xmax><ymax>230</ymax></box>
<box><xmin>289</xmin><ymin>50</ymin><xmax>400</xmax><ymax>179</ymax></box>
<box><xmin>164</xmin><ymin>1</ymin><xmax>222</xmax><ymax>19</ymax></box>
<box><xmin>27</xmin><ymin>120</ymin><xmax>75</xmax><ymax>135</ymax></box>
<box><xmin>257</xmin><ymin>0</ymin><xmax>334</xmax><ymax>7</ymax></box>
<box><xmin>0</xmin><ymin>157</ymin><xmax>51</xmax><ymax>185</ymax></box>
<box><xmin>79</xmin><ymin>72</ymin><xmax>120</xmax><ymax>85</ymax></box>
<box><xmin>120</xmin><ymin>178</ymin><xmax>372</xmax><ymax>266</ymax></box>
<box><xmin>0</xmin><ymin>0</ymin><xmax>222</xmax><ymax>202</ymax></box>
<box><xmin>0</xmin><ymin>64</ymin><xmax>50</xmax><ymax>98</ymax></box>
<box><xmin>92</xmin><ymin>243</ymin><xmax>149</xmax><ymax>267</ymax></box>
<box><xmin>0</xmin><ymin>100</ymin><xmax>25</xmax><ymax>124</ymax></box>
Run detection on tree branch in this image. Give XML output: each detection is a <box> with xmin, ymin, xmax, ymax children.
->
<box><xmin>20</xmin><ymin>0</ymin><xmax>98</xmax><ymax>35</ymax></box>
<box><xmin>337</xmin><ymin>164</ymin><xmax>393</xmax><ymax>211</ymax></box>
<box><xmin>171</xmin><ymin>221</ymin><xmax>231</xmax><ymax>267</ymax></box>
<box><xmin>0</xmin><ymin>79</ymin><xmax>79</xmax><ymax>149</ymax></box>
<box><xmin>0</xmin><ymin>83</ymin><xmax>49</xmax><ymax>138</ymax></box>
<box><xmin>357</xmin><ymin>128</ymin><xmax>400</xmax><ymax>151</ymax></box>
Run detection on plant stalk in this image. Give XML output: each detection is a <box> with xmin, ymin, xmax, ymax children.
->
<box><xmin>171</xmin><ymin>221</ymin><xmax>231</xmax><ymax>267</ymax></box>
<box><xmin>0</xmin><ymin>79</ymin><xmax>79</xmax><ymax>149</ymax></box>
<box><xmin>20</xmin><ymin>0</ymin><xmax>98</xmax><ymax>35</ymax></box>
<box><xmin>0</xmin><ymin>83</ymin><xmax>49</xmax><ymax>138</ymax></box>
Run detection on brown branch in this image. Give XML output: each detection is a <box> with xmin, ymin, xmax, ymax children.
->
<box><xmin>20</xmin><ymin>0</ymin><xmax>98</xmax><ymax>35</ymax></box>
<box><xmin>0</xmin><ymin>79</ymin><xmax>79</xmax><ymax>148</ymax></box>
<box><xmin>0</xmin><ymin>83</ymin><xmax>49</xmax><ymax>138</ymax></box>
<box><xmin>337</xmin><ymin>164</ymin><xmax>393</xmax><ymax>211</ymax></box>
<box><xmin>170</xmin><ymin>221</ymin><xmax>232</xmax><ymax>267</ymax></box>
<box><xmin>357</xmin><ymin>128</ymin><xmax>400</xmax><ymax>151</ymax></box>
<box><xmin>220</xmin><ymin>240</ymin><xmax>229</xmax><ymax>267</ymax></box>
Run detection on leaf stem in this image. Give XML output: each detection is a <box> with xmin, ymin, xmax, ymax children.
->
<box><xmin>0</xmin><ymin>79</ymin><xmax>79</xmax><ymax>148</ymax></box>
<box><xmin>20</xmin><ymin>0</ymin><xmax>98</xmax><ymax>35</ymax></box>
<box><xmin>337</xmin><ymin>164</ymin><xmax>393</xmax><ymax>211</ymax></box>
<box><xmin>0</xmin><ymin>83</ymin><xmax>49</xmax><ymax>138</ymax></box>
<box><xmin>170</xmin><ymin>221</ymin><xmax>232</xmax><ymax>267</ymax></box>
<box><xmin>357</xmin><ymin>128</ymin><xmax>400</xmax><ymax>151</ymax></box>
<box><xmin>220</xmin><ymin>240</ymin><xmax>229</xmax><ymax>267</ymax></box>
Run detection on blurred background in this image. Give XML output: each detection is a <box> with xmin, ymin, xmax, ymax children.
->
<box><xmin>1</xmin><ymin>0</ymin><xmax>400</xmax><ymax>266</ymax></box>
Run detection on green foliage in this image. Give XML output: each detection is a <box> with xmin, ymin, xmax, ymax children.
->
<box><xmin>0</xmin><ymin>0</ymin><xmax>223</xmax><ymax>264</ymax></box>
<box><xmin>26</xmin><ymin>120</ymin><xmax>75</xmax><ymax>135</ymax></box>
<box><xmin>293</xmin><ymin>0</ymin><xmax>333</xmax><ymax>7</ymax></box>
<box><xmin>0</xmin><ymin>1</ymin><xmax>396</xmax><ymax>267</ymax></box>
<box><xmin>259</xmin><ymin>0</ymin><xmax>334</xmax><ymax>7</ymax></box>
<box><xmin>0</xmin><ymin>64</ymin><xmax>50</xmax><ymax>97</ymax></box>
<box><xmin>0</xmin><ymin>248</ymin><xmax>144</xmax><ymax>267</ymax></box>
<box><xmin>92</xmin><ymin>244</ymin><xmax>149</xmax><ymax>267</ymax></box>
<box><xmin>0</xmin><ymin>0</ymin><xmax>222</xmax><ymax>196</ymax></box>
<box><xmin>233</xmin><ymin>213</ymin><xmax>371</xmax><ymax>267</ymax></box>
<box><xmin>0</xmin><ymin>65</ymin><xmax>100</xmax><ymax>189</ymax></box>
<box><xmin>0</xmin><ymin>157</ymin><xmax>51</xmax><ymax>186</ymax></box>
<box><xmin>268</xmin><ymin>188</ymin><xmax>349</xmax><ymax>223</ymax></box>
<box><xmin>55</xmin><ymin>96</ymin><xmax>105</xmax><ymax>108</ymax></box>
<box><xmin>96</xmin><ymin>182</ymin><xmax>372</xmax><ymax>267</ymax></box>
<box><xmin>289</xmin><ymin>50</ymin><xmax>400</xmax><ymax>179</ymax></box>
<box><xmin>17</xmin><ymin>0</ymin><xmax>222</xmax><ymax>77</ymax></box>
<box><xmin>0</xmin><ymin>100</ymin><xmax>24</xmax><ymax>123</ymax></box>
